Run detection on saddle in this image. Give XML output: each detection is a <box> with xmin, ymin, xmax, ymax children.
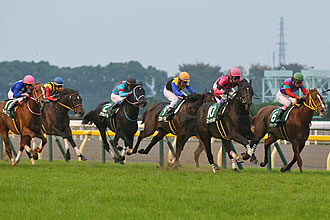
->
<box><xmin>99</xmin><ymin>102</ymin><xmax>119</xmax><ymax>119</ymax></box>
<box><xmin>269</xmin><ymin>106</ymin><xmax>295</xmax><ymax>128</ymax></box>
<box><xmin>158</xmin><ymin>99</ymin><xmax>185</xmax><ymax>122</ymax></box>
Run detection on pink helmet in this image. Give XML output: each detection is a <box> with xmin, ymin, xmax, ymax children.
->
<box><xmin>229</xmin><ymin>68</ymin><xmax>241</xmax><ymax>77</ymax></box>
<box><xmin>23</xmin><ymin>75</ymin><xmax>35</xmax><ymax>84</ymax></box>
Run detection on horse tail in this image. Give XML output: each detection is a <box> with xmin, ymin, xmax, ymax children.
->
<box><xmin>141</xmin><ymin>111</ymin><xmax>147</xmax><ymax>124</ymax></box>
<box><xmin>82</xmin><ymin>110</ymin><xmax>95</xmax><ymax>125</ymax></box>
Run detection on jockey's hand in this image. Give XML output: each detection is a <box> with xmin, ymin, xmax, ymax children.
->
<box><xmin>296</xmin><ymin>96</ymin><xmax>304</xmax><ymax>104</ymax></box>
<box><xmin>22</xmin><ymin>93</ymin><xmax>30</xmax><ymax>97</ymax></box>
<box><xmin>181</xmin><ymin>95</ymin><xmax>187</xmax><ymax>100</ymax></box>
<box><xmin>128</xmin><ymin>91</ymin><xmax>133</xmax><ymax>95</ymax></box>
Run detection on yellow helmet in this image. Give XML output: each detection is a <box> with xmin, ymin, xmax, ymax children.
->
<box><xmin>178</xmin><ymin>72</ymin><xmax>190</xmax><ymax>81</ymax></box>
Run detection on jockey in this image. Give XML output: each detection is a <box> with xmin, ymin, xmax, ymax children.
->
<box><xmin>212</xmin><ymin>67</ymin><xmax>241</xmax><ymax>107</ymax></box>
<box><xmin>44</xmin><ymin>77</ymin><xmax>64</xmax><ymax>102</ymax></box>
<box><xmin>110</xmin><ymin>77</ymin><xmax>136</xmax><ymax>112</ymax></box>
<box><xmin>276</xmin><ymin>72</ymin><xmax>308</xmax><ymax>123</ymax></box>
<box><xmin>164</xmin><ymin>71</ymin><xmax>196</xmax><ymax>119</ymax></box>
<box><xmin>5</xmin><ymin>75</ymin><xmax>35</xmax><ymax>115</ymax></box>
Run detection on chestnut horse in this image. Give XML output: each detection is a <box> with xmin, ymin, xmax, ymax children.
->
<box><xmin>0</xmin><ymin>83</ymin><xmax>47</xmax><ymax>166</ymax></box>
<box><xmin>34</xmin><ymin>88</ymin><xmax>86</xmax><ymax>161</ymax></box>
<box><xmin>249</xmin><ymin>88</ymin><xmax>327</xmax><ymax>173</ymax></box>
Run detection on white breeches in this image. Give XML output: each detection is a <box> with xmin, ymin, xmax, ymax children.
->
<box><xmin>164</xmin><ymin>88</ymin><xmax>186</xmax><ymax>108</ymax></box>
<box><xmin>276</xmin><ymin>91</ymin><xmax>296</xmax><ymax>108</ymax></box>
<box><xmin>111</xmin><ymin>93</ymin><xmax>125</xmax><ymax>104</ymax></box>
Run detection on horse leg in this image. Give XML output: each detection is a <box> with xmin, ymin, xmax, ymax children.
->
<box><xmin>171</xmin><ymin>132</ymin><xmax>191</xmax><ymax>169</ymax></box>
<box><xmin>15</xmin><ymin>146</ymin><xmax>25</xmax><ymax>164</ymax></box>
<box><xmin>33</xmin><ymin>130</ymin><xmax>47</xmax><ymax>160</ymax></box>
<box><xmin>96</xmin><ymin>124</ymin><xmax>116</xmax><ymax>159</ymax></box>
<box><xmin>198</xmin><ymin>133</ymin><xmax>219</xmax><ymax>173</ymax></box>
<box><xmin>223</xmin><ymin>140</ymin><xmax>239</xmax><ymax>172</ymax></box>
<box><xmin>121</xmin><ymin>134</ymin><xmax>134</xmax><ymax>159</ymax></box>
<box><xmin>131</xmin><ymin>124</ymin><xmax>157</xmax><ymax>155</ymax></box>
<box><xmin>66</xmin><ymin>134</ymin><xmax>87</xmax><ymax>161</ymax></box>
<box><xmin>242</xmin><ymin>130</ymin><xmax>262</xmax><ymax>164</ymax></box>
<box><xmin>1</xmin><ymin>131</ymin><xmax>16</xmax><ymax>166</ymax></box>
<box><xmin>21</xmin><ymin>135</ymin><xmax>35</xmax><ymax>165</ymax></box>
<box><xmin>281</xmin><ymin>141</ymin><xmax>305</xmax><ymax>173</ymax></box>
<box><xmin>260</xmin><ymin>135</ymin><xmax>278</xmax><ymax>167</ymax></box>
<box><xmin>194</xmin><ymin>140</ymin><xmax>205</xmax><ymax>168</ymax></box>
<box><xmin>138</xmin><ymin>129</ymin><xmax>168</xmax><ymax>154</ymax></box>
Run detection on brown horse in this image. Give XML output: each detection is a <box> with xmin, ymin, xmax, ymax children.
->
<box><xmin>0</xmin><ymin>83</ymin><xmax>47</xmax><ymax>166</ymax></box>
<box><xmin>132</xmin><ymin>92</ymin><xmax>213</xmax><ymax>167</ymax></box>
<box><xmin>250</xmin><ymin>88</ymin><xmax>327</xmax><ymax>173</ymax></box>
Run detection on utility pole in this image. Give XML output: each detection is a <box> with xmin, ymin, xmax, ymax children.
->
<box><xmin>277</xmin><ymin>17</ymin><xmax>287</xmax><ymax>66</ymax></box>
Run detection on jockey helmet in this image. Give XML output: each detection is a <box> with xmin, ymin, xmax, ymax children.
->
<box><xmin>178</xmin><ymin>72</ymin><xmax>190</xmax><ymax>81</ymax></box>
<box><xmin>127</xmin><ymin>77</ymin><xmax>136</xmax><ymax>84</ymax></box>
<box><xmin>229</xmin><ymin>68</ymin><xmax>241</xmax><ymax>77</ymax></box>
<box><xmin>293</xmin><ymin>72</ymin><xmax>304</xmax><ymax>82</ymax></box>
<box><xmin>54</xmin><ymin>77</ymin><xmax>64</xmax><ymax>86</ymax></box>
<box><xmin>23</xmin><ymin>75</ymin><xmax>35</xmax><ymax>84</ymax></box>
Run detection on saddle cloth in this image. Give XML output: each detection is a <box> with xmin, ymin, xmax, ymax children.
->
<box><xmin>206</xmin><ymin>102</ymin><xmax>227</xmax><ymax>124</ymax></box>
<box><xmin>99</xmin><ymin>102</ymin><xmax>117</xmax><ymax>119</ymax></box>
<box><xmin>158</xmin><ymin>99</ymin><xmax>185</xmax><ymax>122</ymax></box>
<box><xmin>2</xmin><ymin>100</ymin><xmax>18</xmax><ymax>118</ymax></box>
<box><xmin>269</xmin><ymin>106</ymin><xmax>295</xmax><ymax>128</ymax></box>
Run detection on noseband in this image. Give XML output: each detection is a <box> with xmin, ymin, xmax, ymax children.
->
<box><xmin>125</xmin><ymin>85</ymin><xmax>145</xmax><ymax>107</ymax></box>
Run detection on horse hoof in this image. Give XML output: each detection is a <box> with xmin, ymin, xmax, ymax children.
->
<box><xmin>260</xmin><ymin>162</ymin><xmax>266</xmax><ymax>167</ymax></box>
<box><xmin>211</xmin><ymin>164</ymin><xmax>220</xmax><ymax>173</ymax></box>
<box><xmin>250</xmin><ymin>154</ymin><xmax>258</xmax><ymax>164</ymax></box>
<box><xmin>233</xmin><ymin>168</ymin><xmax>240</xmax><ymax>172</ymax></box>
<box><xmin>11</xmin><ymin>161</ymin><xmax>16</xmax><ymax>167</ymax></box>
<box><xmin>138</xmin><ymin>149</ymin><xmax>146</xmax><ymax>154</ymax></box>
<box><xmin>241</xmin><ymin>152</ymin><xmax>250</xmax><ymax>160</ymax></box>
<box><xmin>33</xmin><ymin>155</ymin><xmax>39</xmax><ymax>160</ymax></box>
<box><xmin>79</xmin><ymin>154</ymin><xmax>87</xmax><ymax>161</ymax></box>
<box><xmin>280</xmin><ymin>167</ymin><xmax>289</xmax><ymax>172</ymax></box>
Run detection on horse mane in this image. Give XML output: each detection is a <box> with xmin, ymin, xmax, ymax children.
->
<box><xmin>185</xmin><ymin>93</ymin><xmax>203</xmax><ymax>103</ymax></box>
<box><xmin>240</xmin><ymin>78</ymin><xmax>249</xmax><ymax>85</ymax></box>
<box><xmin>60</xmin><ymin>88</ymin><xmax>78</xmax><ymax>96</ymax></box>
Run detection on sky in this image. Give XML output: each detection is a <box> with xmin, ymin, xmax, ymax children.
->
<box><xmin>1</xmin><ymin>0</ymin><xmax>330</xmax><ymax>75</ymax></box>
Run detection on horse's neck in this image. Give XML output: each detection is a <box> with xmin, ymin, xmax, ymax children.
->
<box><xmin>298</xmin><ymin>100</ymin><xmax>314</xmax><ymax>125</ymax></box>
<box><xmin>123</xmin><ymin>102</ymin><xmax>139</xmax><ymax>118</ymax></box>
<box><xmin>27</xmin><ymin>99</ymin><xmax>41</xmax><ymax>111</ymax></box>
<box><xmin>227</xmin><ymin>99</ymin><xmax>249</xmax><ymax>116</ymax></box>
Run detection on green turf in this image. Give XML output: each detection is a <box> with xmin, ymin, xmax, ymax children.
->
<box><xmin>0</xmin><ymin>160</ymin><xmax>329</xmax><ymax>219</ymax></box>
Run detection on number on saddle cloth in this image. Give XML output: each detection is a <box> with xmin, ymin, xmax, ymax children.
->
<box><xmin>99</xmin><ymin>102</ymin><xmax>118</xmax><ymax>119</ymax></box>
<box><xmin>269</xmin><ymin>106</ymin><xmax>295</xmax><ymax>128</ymax></box>
<box><xmin>206</xmin><ymin>102</ymin><xmax>229</xmax><ymax>124</ymax></box>
<box><xmin>157</xmin><ymin>99</ymin><xmax>184</xmax><ymax>122</ymax></box>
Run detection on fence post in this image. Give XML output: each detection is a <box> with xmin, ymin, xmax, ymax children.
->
<box><xmin>274</xmin><ymin>142</ymin><xmax>288</xmax><ymax>166</ymax></box>
<box><xmin>55</xmin><ymin>137</ymin><xmax>66</xmax><ymax>158</ymax></box>
<box><xmin>267</xmin><ymin>145</ymin><xmax>272</xmax><ymax>171</ymax></box>
<box><xmin>48</xmin><ymin>135</ymin><xmax>53</xmax><ymax>162</ymax></box>
<box><xmin>221</xmin><ymin>143</ymin><xmax>226</xmax><ymax>168</ymax></box>
<box><xmin>102</xmin><ymin>142</ymin><xmax>106</xmax><ymax>163</ymax></box>
<box><xmin>0</xmin><ymin>136</ymin><xmax>3</xmax><ymax>160</ymax></box>
<box><xmin>166</xmin><ymin>136</ymin><xmax>176</xmax><ymax>156</ymax></box>
<box><xmin>229</xmin><ymin>142</ymin><xmax>243</xmax><ymax>170</ymax></box>
<box><xmin>159</xmin><ymin>139</ymin><xmax>164</xmax><ymax>167</ymax></box>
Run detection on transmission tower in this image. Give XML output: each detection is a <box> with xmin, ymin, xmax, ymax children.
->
<box><xmin>277</xmin><ymin>17</ymin><xmax>287</xmax><ymax>66</ymax></box>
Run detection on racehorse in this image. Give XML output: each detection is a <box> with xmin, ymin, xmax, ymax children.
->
<box><xmin>35</xmin><ymin>88</ymin><xmax>87</xmax><ymax>161</ymax></box>
<box><xmin>249</xmin><ymin>88</ymin><xmax>327</xmax><ymax>173</ymax></box>
<box><xmin>82</xmin><ymin>83</ymin><xmax>147</xmax><ymax>161</ymax></box>
<box><xmin>132</xmin><ymin>92</ymin><xmax>213</xmax><ymax>166</ymax></box>
<box><xmin>0</xmin><ymin>82</ymin><xmax>47</xmax><ymax>166</ymax></box>
<box><xmin>195</xmin><ymin>79</ymin><xmax>257</xmax><ymax>172</ymax></box>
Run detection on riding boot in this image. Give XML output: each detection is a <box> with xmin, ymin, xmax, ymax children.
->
<box><xmin>109</xmin><ymin>103</ymin><xmax>120</xmax><ymax>117</ymax></box>
<box><xmin>216</xmin><ymin>99</ymin><xmax>226</xmax><ymax>120</ymax></box>
<box><xmin>166</xmin><ymin>107</ymin><xmax>174</xmax><ymax>120</ymax></box>
<box><xmin>275</xmin><ymin>108</ymin><xmax>285</xmax><ymax>124</ymax></box>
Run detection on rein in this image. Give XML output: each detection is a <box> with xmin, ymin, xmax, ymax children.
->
<box><xmin>26</xmin><ymin>85</ymin><xmax>45</xmax><ymax>115</ymax></box>
<box><xmin>125</xmin><ymin>85</ymin><xmax>145</xmax><ymax>107</ymax></box>
<box><xmin>57</xmin><ymin>93</ymin><xmax>82</xmax><ymax>112</ymax></box>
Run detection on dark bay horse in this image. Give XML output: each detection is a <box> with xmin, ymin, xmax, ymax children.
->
<box><xmin>0</xmin><ymin>83</ymin><xmax>47</xmax><ymax>166</ymax></box>
<box><xmin>195</xmin><ymin>79</ymin><xmax>257</xmax><ymax>172</ymax></box>
<box><xmin>132</xmin><ymin>92</ymin><xmax>213</xmax><ymax>166</ymax></box>
<box><xmin>82</xmin><ymin>83</ymin><xmax>147</xmax><ymax>162</ymax></box>
<box><xmin>35</xmin><ymin>88</ymin><xmax>86</xmax><ymax>161</ymax></box>
<box><xmin>249</xmin><ymin>88</ymin><xmax>327</xmax><ymax>173</ymax></box>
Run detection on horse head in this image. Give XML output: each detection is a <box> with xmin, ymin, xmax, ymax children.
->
<box><xmin>305</xmin><ymin>88</ymin><xmax>327</xmax><ymax>117</ymax></box>
<box><xmin>31</xmin><ymin>82</ymin><xmax>46</xmax><ymax>107</ymax></box>
<box><xmin>126</xmin><ymin>83</ymin><xmax>147</xmax><ymax>108</ymax></box>
<box><xmin>236</xmin><ymin>78</ymin><xmax>254</xmax><ymax>111</ymax></box>
<box><xmin>58</xmin><ymin>88</ymin><xmax>84</xmax><ymax>117</ymax></box>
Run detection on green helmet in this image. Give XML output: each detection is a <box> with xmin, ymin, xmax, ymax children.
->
<box><xmin>293</xmin><ymin>72</ymin><xmax>304</xmax><ymax>82</ymax></box>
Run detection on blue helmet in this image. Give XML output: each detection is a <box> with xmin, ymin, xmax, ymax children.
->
<box><xmin>54</xmin><ymin>77</ymin><xmax>64</xmax><ymax>86</ymax></box>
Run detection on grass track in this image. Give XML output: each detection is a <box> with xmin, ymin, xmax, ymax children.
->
<box><xmin>0</xmin><ymin>160</ymin><xmax>329</xmax><ymax>219</ymax></box>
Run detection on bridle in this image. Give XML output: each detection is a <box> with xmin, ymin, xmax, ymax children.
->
<box><xmin>27</xmin><ymin>85</ymin><xmax>46</xmax><ymax>115</ymax></box>
<box><xmin>57</xmin><ymin>93</ymin><xmax>82</xmax><ymax>113</ymax></box>
<box><xmin>125</xmin><ymin>85</ymin><xmax>145</xmax><ymax>108</ymax></box>
<box><xmin>303</xmin><ymin>91</ymin><xmax>324</xmax><ymax>112</ymax></box>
